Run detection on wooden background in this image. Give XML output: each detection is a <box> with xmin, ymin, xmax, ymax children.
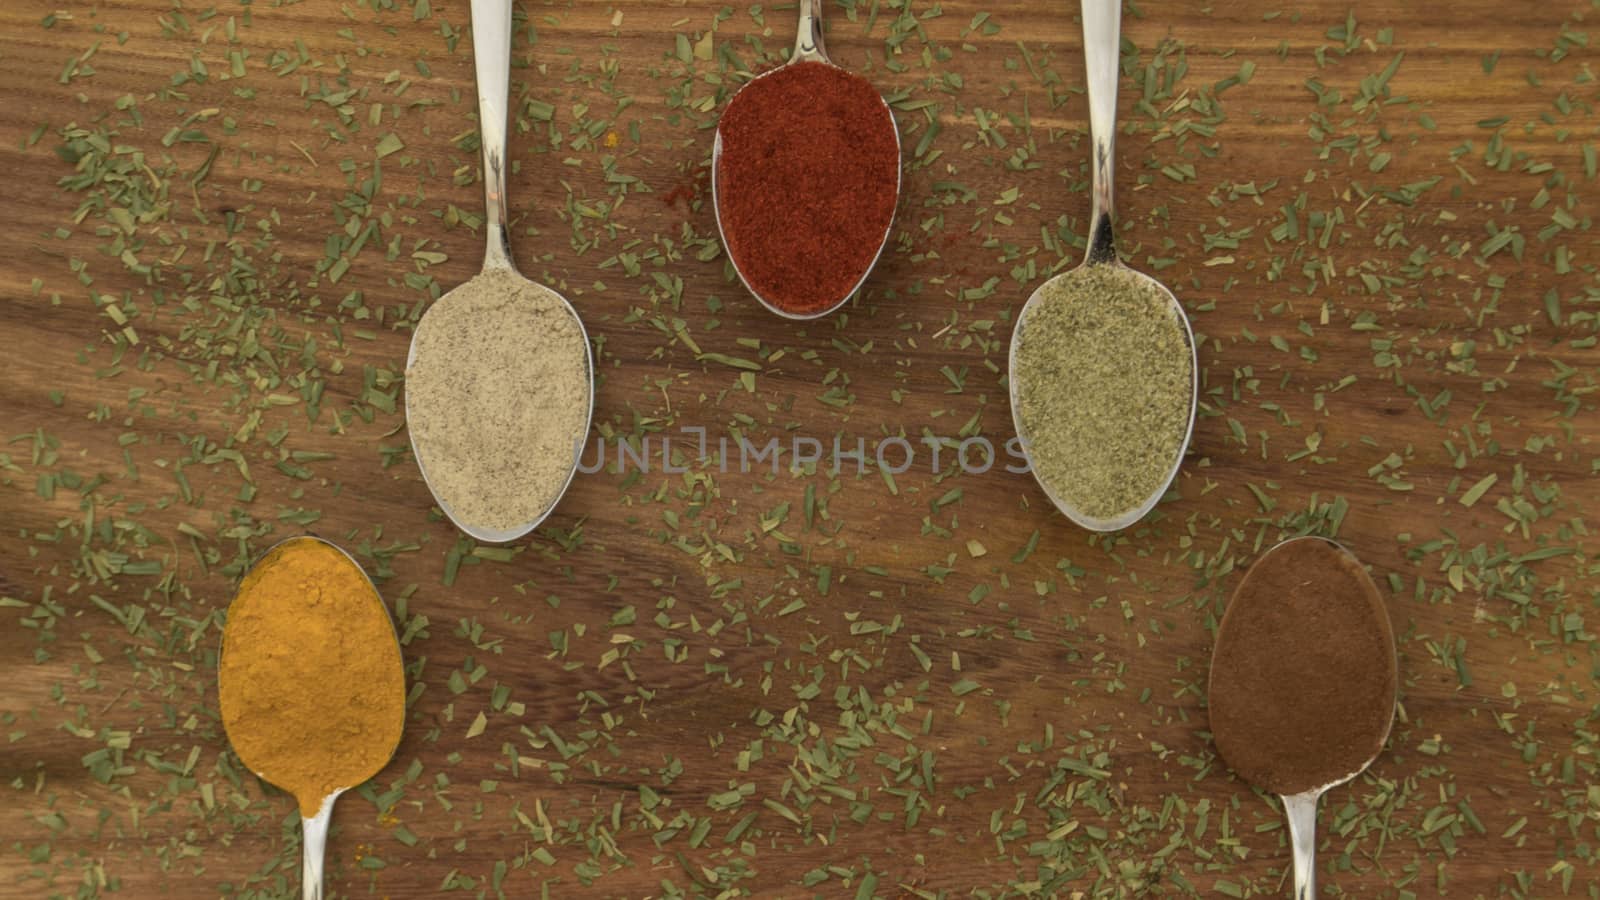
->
<box><xmin>2</xmin><ymin>0</ymin><xmax>1598</xmax><ymax>896</ymax></box>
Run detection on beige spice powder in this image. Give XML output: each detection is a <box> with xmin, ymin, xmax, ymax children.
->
<box><xmin>405</xmin><ymin>268</ymin><xmax>590</xmax><ymax>533</ymax></box>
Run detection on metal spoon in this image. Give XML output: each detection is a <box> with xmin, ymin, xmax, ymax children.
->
<box><xmin>1281</xmin><ymin>765</ymin><xmax>1387</xmax><ymax>900</ymax></box>
<box><xmin>1273</xmin><ymin>542</ymin><xmax>1397</xmax><ymax>900</ymax></box>
<box><xmin>1210</xmin><ymin>537</ymin><xmax>1398</xmax><ymax>898</ymax></box>
<box><xmin>709</xmin><ymin>0</ymin><xmax>902</xmax><ymax>320</ymax></box>
<box><xmin>404</xmin><ymin>0</ymin><xmax>595</xmax><ymax>542</ymax></box>
<box><xmin>1007</xmin><ymin>0</ymin><xmax>1197</xmax><ymax>531</ymax></box>
<box><xmin>218</xmin><ymin>536</ymin><xmax>405</xmax><ymax>900</ymax></box>
<box><xmin>300</xmin><ymin>792</ymin><xmax>343</xmax><ymax>900</ymax></box>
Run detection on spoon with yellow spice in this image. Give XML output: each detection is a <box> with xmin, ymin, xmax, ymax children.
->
<box><xmin>218</xmin><ymin>537</ymin><xmax>406</xmax><ymax>900</ymax></box>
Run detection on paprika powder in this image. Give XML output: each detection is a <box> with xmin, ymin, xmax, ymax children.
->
<box><xmin>714</xmin><ymin>61</ymin><xmax>900</xmax><ymax>316</ymax></box>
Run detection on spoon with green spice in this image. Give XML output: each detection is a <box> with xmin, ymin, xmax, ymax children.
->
<box><xmin>1008</xmin><ymin>0</ymin><xmax>1197</xmax><ymax>531</ymax></box>
<box><xmin>403</xmin><ymin>0</ymin><xmax>595</xmax><ymax>543</ymax></box>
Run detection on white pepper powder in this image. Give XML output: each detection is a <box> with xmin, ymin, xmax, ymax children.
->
<box><xmin>405</xmin><ymin>268</ymin><xmax>590</xmax><ymax>533</ymax></box>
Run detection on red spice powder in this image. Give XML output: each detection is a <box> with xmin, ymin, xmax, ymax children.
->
<box><xmin>662</xmin><ymin>162</ymin><xmax>711</xmax><ymax>210</ymax></box>
<box><xmin>714</xmin><ymin>61</ymin><xmax>900</xmax><ymax>316</ymax></box>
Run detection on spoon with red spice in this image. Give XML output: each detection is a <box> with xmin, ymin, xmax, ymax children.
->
<box><xmin>1208</xmin><ymin>537</ymin><xmax>1398</xmax><ymax>898</ymax></box>
<box><xmin>711</xmin><ymin>0</ymin><xmax>901</xmax><ymax>319</ymax></box>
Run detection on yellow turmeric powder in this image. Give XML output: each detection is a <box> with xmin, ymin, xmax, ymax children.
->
<box><xmin>218</xmin><ymin>536</ymin><xmax>405</xmax><ymax>817</ymax></box>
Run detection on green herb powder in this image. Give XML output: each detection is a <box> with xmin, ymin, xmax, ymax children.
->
<box><xmin>1012</xmin><ymin>265</ymin><xmax>1193</xmax><ymax>522</ymax></box>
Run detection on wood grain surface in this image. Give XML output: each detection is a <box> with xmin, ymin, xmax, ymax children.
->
<box><xmin>2</xmin><ymin>0</ymin><xmax>1598</xmax><ymax>896</ymax></box>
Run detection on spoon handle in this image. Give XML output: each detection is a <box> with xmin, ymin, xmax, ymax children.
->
<box><xmin>792</xmin><ymin>0</ymin><xmax>827</xmax><ymax>64</ymax></box>
<box><xmin>300</xmin><ymin>795</ymin><xmax>338</xmax><ymax>900</ymax></box>
<box><xmin>1282</xmin><ymin>790</ymin><xmax>1320</xmax><ymax>899</ymax></box>
<box><xmin>469</xmin><ymin>0</ymin><xmax>516</xmax><ymax>271</ymax></box>
<box><xmin>1079</xmin><ymin>0</ymin><xmax>1120</xmax><ymax>265</ymax></box>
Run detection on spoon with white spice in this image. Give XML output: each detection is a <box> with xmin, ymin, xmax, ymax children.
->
<box><xmin>1007</xmin><ymin>0</ymin><xmax>1197</xmax><ymax>532</ymax></box>
<box><xmin>404</xmin><ymin>0</ymin><xmax>594</xmax><ymax>543</ymax></box>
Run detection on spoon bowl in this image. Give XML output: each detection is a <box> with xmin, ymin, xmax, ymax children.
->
<box><xmin>710</xmin><ymin>0</ymin><xmax>901</xmax><ymax>320</ymax></box>
<box><xmin>405</xmin><ymin>0</ymin><xmax>594</xmax><ymax>543</ymax></box>
<box><xmin>218</xmin><ymin>535</ymin><xmax>405</xmax><ymax>900</ymax></box>
<box><xmin>1008</xmin><ymin>0</ymin><xmax>1197</xmax><ymax>531</ymax></box>
<box><xmin>1009</xmin><ymin>260</ymin><xmax>1196</xmax><ymax>532</ymax></box>
<box><xmin>404</xmin><ymin>270</ymin><xmax>594</xmax><ymax>545</ymax></box>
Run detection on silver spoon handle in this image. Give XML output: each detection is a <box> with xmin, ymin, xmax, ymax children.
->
<box><xmin>1282</xmin><ymin>790</ymin><xmax>1320</xmax><ymax>899</ymax></box>
<box><xmin>300</xmin><ymin>794</ymin><xmax>338</xmax><ymax>900</ymax></box>
<box><xmin>793</xmin><ymin>0</ymin><xmax>827</xmax><ymax>63</ymax></box>
<box><xmin>1080</xmin><ymin>0</ymin><xmax>1120</xmax><ymax>264</ymax></box>
<box><xmin>470</xmin><ymin>0</ymin><xmax>515</xmax><ymax>271</ymax></box>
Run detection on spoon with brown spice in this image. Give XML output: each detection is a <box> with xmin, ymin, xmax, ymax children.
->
<box><xmin>1008</xmin><ymin>0</ymin><xmax>1197</xmax><ymax>531</ymax></box>
<box><xmin>1208</xmin><ymin>537</ymin><xmax>1398</xmax><ymax>898</ymax></box>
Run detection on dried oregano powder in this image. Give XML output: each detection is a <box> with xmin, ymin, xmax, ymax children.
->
<box><xmin>405</xmin><ymin>268</ymin><xmax>590</xmax><ymax>532</ymax></box>
<box><xmin>1012</xmin><ymin>264</ymin><xmax>1192</xmax><ymax>522</ymax></box>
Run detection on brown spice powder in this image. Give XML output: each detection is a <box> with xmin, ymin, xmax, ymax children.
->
<box><xmin>1208</xmin><ymin>537</ymin><xmax>1397</xmax><ymax>795</ymax></box>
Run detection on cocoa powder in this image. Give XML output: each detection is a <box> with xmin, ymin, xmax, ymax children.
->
<box><xmin>1208</xmin><ymin>537</ymin><xmax>1397</xmax><ymax>795</ymax></box>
